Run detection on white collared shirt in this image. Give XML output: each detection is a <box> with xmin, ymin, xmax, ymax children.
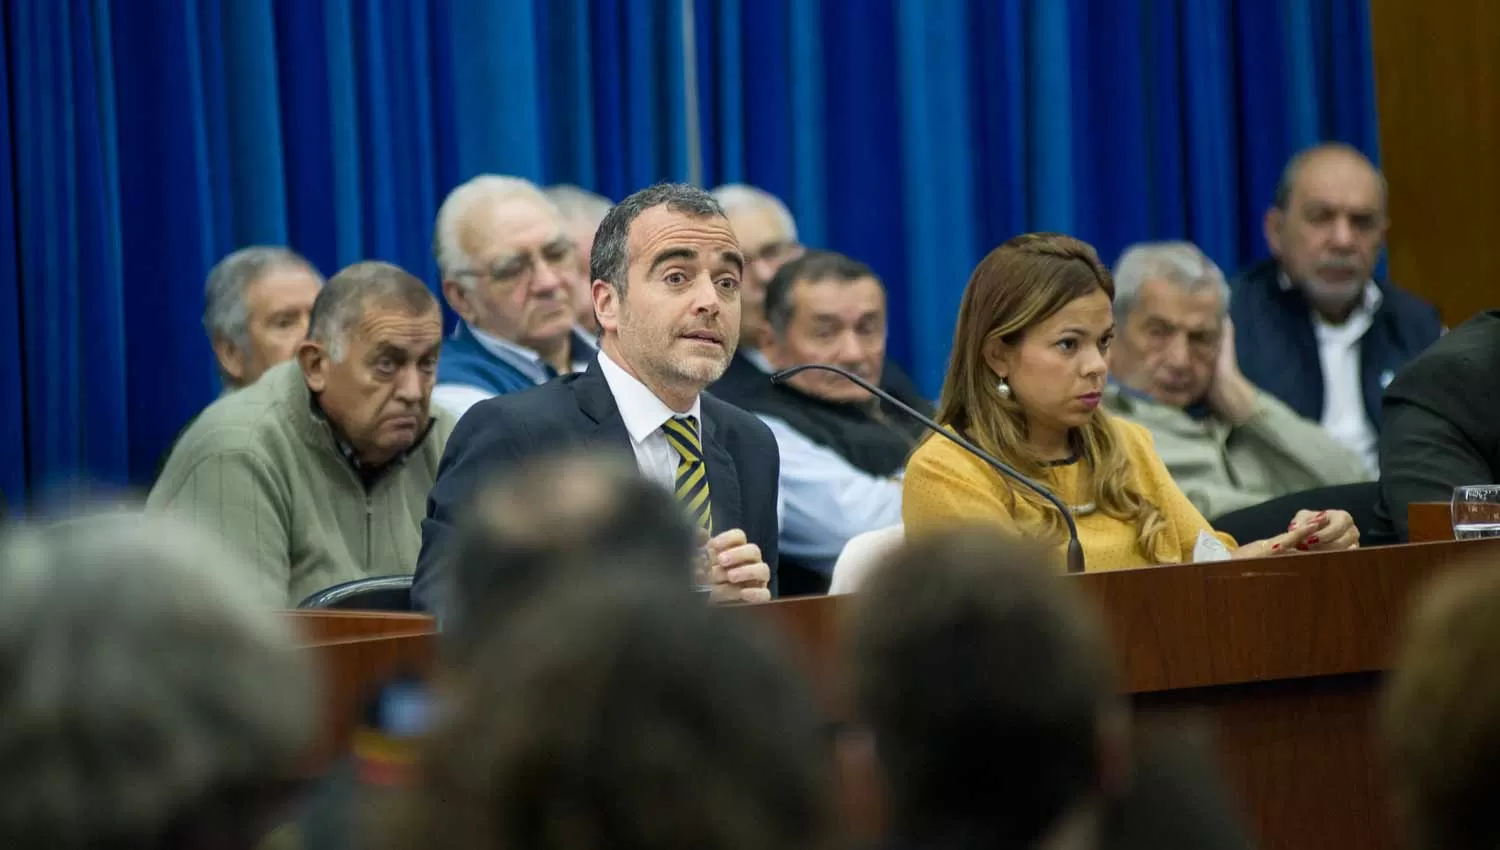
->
<box><xmin>1283</xmin><ymin>275</ymin><xmax>1384</xmax><ymax>476</ymax></box>
<box><xmin>433</xmin><ymin>323</ymin><xmax>596</xmax><ymax>419</ymax></box>
<box><xmin>596</xmin><ymin>349</ymin><xmax>703</xmax><ymax>491</ymax></box>
<box><xmin>742</xmin><ymin>348</ymin><xmax>775</xmax><ymax>374</ymax></box>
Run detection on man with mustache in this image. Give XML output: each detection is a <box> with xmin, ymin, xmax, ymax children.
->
<box><xmin>725</xmin><ymin>251</ymin><xmax>918</xmax><ymax>595</ymax></box>
<box><xmin>415</xmin><ymin>183</ymin><xmax>778</xmax><ymax>613</ymax></box>
<box><xmin>1230</xmin><ymin>143</ymin><xmax>1442</xmax><ymax>475</ymax></box>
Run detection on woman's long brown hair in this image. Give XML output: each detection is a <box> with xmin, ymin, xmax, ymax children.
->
<box><xmin>932</xmin><ymin>233</ymin><xmax>1168</xmax><ymax>557</ymax></box>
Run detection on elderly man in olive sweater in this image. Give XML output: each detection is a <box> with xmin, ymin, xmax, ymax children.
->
<box><xmin>150</xmin><ymin>261</ymin><xmax>453</xmax><ymax>606</ymax></box>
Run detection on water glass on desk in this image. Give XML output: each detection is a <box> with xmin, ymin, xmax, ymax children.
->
<box><xmin>1452</xmin><ymin>486</ymin><xmax>1500</xmax><ymax>539</ymax></box>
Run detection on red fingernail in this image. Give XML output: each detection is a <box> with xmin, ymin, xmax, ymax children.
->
<box><xmin>1306</xmin><ymin>536</ymin><xmax>1319</xmax><ymax>545</ymax></box>
<box><xmin>1272</xmin><ymin>543</ymin><xmax>1281</xmax><ymax>551</ymax></box>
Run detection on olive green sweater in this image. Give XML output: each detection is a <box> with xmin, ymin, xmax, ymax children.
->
<box><xmin>148</xmin><ymin>362</ymin><xmax>453</xmax><ymax>606</ymax></box>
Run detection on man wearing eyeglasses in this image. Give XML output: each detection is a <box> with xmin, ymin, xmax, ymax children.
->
<box><xmin>432</xmin><ymin>176</ymin><xmax>599</xmax><ymax>419</ymax></box>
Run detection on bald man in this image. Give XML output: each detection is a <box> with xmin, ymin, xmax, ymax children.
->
<box><xmin>1230</xmin><ymin>143</ymin><xmax>1441</xmax><ymax>476</ymax></box>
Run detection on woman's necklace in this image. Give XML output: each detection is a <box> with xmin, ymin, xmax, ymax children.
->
<box><xmin>1040</xmin><ymin>453</ymin><xmax>1096</xmax><ymax>515</ymax></box>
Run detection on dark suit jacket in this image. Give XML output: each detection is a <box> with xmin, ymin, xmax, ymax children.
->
<box><xmin>1229</xmin><ymin>259</ymin><xmax>1442</xmax><ymax>431</ymax></box>
<box><xmin>414</xmin><ymin>360</ymin><xmax>782</xmax><ymax>613</ymax></box>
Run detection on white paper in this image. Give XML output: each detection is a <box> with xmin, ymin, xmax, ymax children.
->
<box><xmin>1193</xmin><ymin>530</ymin><xmax>1233</xmax><ymax>563</ymax></box>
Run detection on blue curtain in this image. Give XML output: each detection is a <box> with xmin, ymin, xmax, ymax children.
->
<box><xmin>2</xmin><ymin>0</ymin><xmax>1378</xmax><ymax>511</ymax></box>
<box><xmin>2</xmin><ymin>0</ymin><xmax>689</xmax><ymax>512</ymax></box>
<box><xmin>696</xmin><ymin>0</ymin><xmax>1380</xmax><ymax>396</ymax></box>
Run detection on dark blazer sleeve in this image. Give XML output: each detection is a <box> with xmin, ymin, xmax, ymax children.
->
<box><xmin>413</xmin><ymin>400</ymin><xmax>530</xmax><ymax>615</ymax></box>
<box><xmin>1378</xmin><ymin>398</ymin><xmax>1493</xmax><ymax>541</ymax></box>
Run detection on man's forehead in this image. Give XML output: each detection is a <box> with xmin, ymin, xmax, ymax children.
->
<box><xmin>628</xmin><ymin>206</ymin><xmax>738</xmax><ymax>259</ymax></box>
<box><xmin>354</xmin><ymin>305</ymin><xmax>442</xmax><ymax>342</ymax></box>
<box><xmin>1292</xmin><ymin>154</ymin><xmax>1384</xmax><ymax>208</ymax></box>
<box><xmin>796</xmin><ymin>276</ymin><xmax>886</xmax><ymax>309</ymax></box>
<box><xmin>460</xmin><ymin>196</ymin><xmax>564</xmax><ymax>258</ymax></box>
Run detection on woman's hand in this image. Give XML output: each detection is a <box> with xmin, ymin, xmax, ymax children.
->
<box><xmin>1231</xmin><ymin>509</ymin><xmax>1360</xmax><ymax>559</ymax></box>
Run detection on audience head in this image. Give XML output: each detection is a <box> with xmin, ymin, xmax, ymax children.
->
<box><xmin>711</xmin><ymin>184</ymin><xmax>804</xmax><ymax>350</ymax></box>
<box><xmin>1265</xmin><ymin>143</ymin><xmax>1388</xmax><ymax>318</ymax></box>
<box><xmin>937</xmin><ymin>234</ymin><xmax>1164</xmax><ymax>548</ymax></box>
<box><xmin>203</xmin><ymin>246</ymin><xmax>323</xmax><ymax>390</ymax></box>
<box><xmin>443</xmin><ymin>449</ymin><xmax>701</xmax><ymax>666</ymax></box>
<box><xmin>1109</xmin><ymin>242</ymin><xmax>1230</xmax><ymax>408</ymax></box>
<box><xmin>435</xmin><ymin>175</ymin><xmax>580</xmax><ymax>350</ymax></box>
<box><xmin>848</xmin><ymin>528</ymin><xmax>1125</xmax><ymax>849</ymax></box>
<box><xmin>0</xmin><ymin>513</ymin><xmax>316</xmax><ymax>850</ymax></box>
<box><xmin>409</xmin><ymin>577</ymin><xmax>834</xmax><ymax>850</ymax></box>
<box><xmin>763</xmin><ymin>250</ymin><xmax>887</xmax><ymax>403</ymax></box>
<box><xmin>544</xmin><ymin>184</ymin><xmax>613</xmax><ymax>333</ymax></box>
<box><xmin>1382</xmin><ymin>562</ymin><xmax>1500</xmax><ymax>850</ymax></box>
<box><xmin>298</xmin><ymin>261</ymin><xmax>442</xmax><ymax>467</ymax></box>
<box><xmin>591</xmin><ymin>182</ymin><xmax>743</xmax><ymax>412</ymax></box>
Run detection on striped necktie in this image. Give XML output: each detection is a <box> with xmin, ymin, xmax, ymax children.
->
<box><xmin>663</xmin><ymin>415</ymin><xmax>713</xmax><ymax>534</ymax></box>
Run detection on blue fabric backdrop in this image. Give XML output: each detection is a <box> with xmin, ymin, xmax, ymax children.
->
<box><xmin>1</xmin><ymin>0</ymin><xmax>1379</xmax><ymax>512</ymax></box>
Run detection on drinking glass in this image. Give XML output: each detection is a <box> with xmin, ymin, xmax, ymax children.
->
<box><xmin>1451</xmin><ymin>485</ymin><xmax>1500</xmax><ymax>539</ymax></box>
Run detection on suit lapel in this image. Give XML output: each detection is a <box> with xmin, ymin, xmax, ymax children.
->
<box><xmin>572</xmin><ymin>360</ymin><xmax>633</xmax><ymax>455</ymax></box>
<box><xmin>700</xmin><ymin>408</ymin><xmax>742</xmax><ymax>534</ymax></box>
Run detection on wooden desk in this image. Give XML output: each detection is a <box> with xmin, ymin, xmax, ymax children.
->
<box><xmin>1408</xmin><ymin>501</ymin><xmax>1454</xmax><ymax>542</ymax></box>
<box><xmin>297</xmin><ymin>539</ymin><xmax>1500</xmax><ymax>850</ymax></box>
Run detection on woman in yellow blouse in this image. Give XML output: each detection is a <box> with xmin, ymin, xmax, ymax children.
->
<box><xmin>903</xmin><ymin>233</ymin><xmax>1359</xmax><ymax>570</ymax></box>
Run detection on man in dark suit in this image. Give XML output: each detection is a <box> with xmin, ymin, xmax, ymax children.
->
<box><xmin>415</xmin><ymin>183</ymin><xmax>779</xmax><ymax>614</ymax></box>
<box><xmin>1230</xmin><ymin>142</ymin><xmax>1442</xmax><ymax>476</ymax></box>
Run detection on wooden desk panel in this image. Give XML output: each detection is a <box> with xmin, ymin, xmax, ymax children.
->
<box><xmin>284</xmin><ymin>610</ymin><xmax>436</xmax><ymax>644</ymax></box>
<box><xmin>296</xmin><ymin>539</ymin><xmax>1500</xmax><ymax>850</ymax></box>
<box><xmin>1407</xmin><ymin>502</ymin><xmax>1454</xmax><ymax>543</ymax></box>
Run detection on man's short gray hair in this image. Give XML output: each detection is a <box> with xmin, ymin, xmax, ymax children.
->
<box><xmin>590</xmin><ymin>183</ymin><xmax>726</xmax><ymax>295</ymax></box>
<box><xmin>1111</xmin><ymin>242</ymin><xmax>1231</xmax><ymax>323</ymax></box>
<box><xmin>710</xmin><ymin>183</ymin><xmax>798</xmax><ymax>242</ymax></box>
<box><xmin>307</xmin><ymin>261</ymin><xmax>439</xmax><ymax>361</ymax></box>
<box><xmin>433</xmin><ymin>175</ymin><xmax>559</xmax><ymax>283</ymax></box>
<box><xmin>203</xmin><ymin>246</ymin><xmax>320</xmax><ymax>350</ymax></box>
<box><xmin>543</xmin><ymin>184</ymin><xmax>613</xmax><ymax>228</ymax></box>
<box><xmin>0</xmin><ymin>513</ymin><xmax>316</xmax><ymax>848</ymax></box>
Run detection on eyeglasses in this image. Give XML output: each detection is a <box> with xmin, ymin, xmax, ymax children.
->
<box><xmin>455</xmin><ymin>239</ymin><xmax>577</xmax><ymax>292</ymax></box>
<box><xmin>747</xmin><ymin>240</ymin><xmax>803</xmax><ymax>266</ymax></box>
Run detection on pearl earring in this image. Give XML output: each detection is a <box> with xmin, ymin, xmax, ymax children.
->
<box><xmin>997</xmin><ymin>378</ymin><xmax>1012</xmax><ymax>398</ymax></box>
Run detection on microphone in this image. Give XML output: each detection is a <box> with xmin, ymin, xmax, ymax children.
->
<box><xmin>771</xmin><ymin>363</ymin><xmax>1086</xmax><ymax>574</ymax></box>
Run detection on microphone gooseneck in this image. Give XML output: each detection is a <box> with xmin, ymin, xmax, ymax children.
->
<box><xmin>771</xmin><ymin>363</ymin><xmax>1086</xmax><ymax>574</ymax></box>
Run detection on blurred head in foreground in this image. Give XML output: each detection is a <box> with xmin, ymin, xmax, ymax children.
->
<box><xmin>0</xmin><ymin>513</ymin><xmax>317</xmax><ymax>850</ymax></box>
<box><xmin>1382</xmin><ymin>562</ymin><xmax>1500</xmax><ymax>850</ymax></box>
<box><xmin>442</xmin><ymin>450</ymin><xmax>701</xmax><ymax>665</ymax></box>
<box><xmin>848</xmin><ymin>528</ymin><xmax>1126</xmax><ymax>850</ymax></box>
<box><xmin>408</xmin><ymin>577</ymin><xmax>834</xmax><ymax>850</ymax></box>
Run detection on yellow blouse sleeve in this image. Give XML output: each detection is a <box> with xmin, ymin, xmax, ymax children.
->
<box><xmin>1115</xmin><ymin>418</ymin><xmax>1239</xmax><ymax>555</ymax></box>
<box><xmin>901</xmin><ymin>436</ymin><xmax>1025</xmax><ymax>538</ymax></box>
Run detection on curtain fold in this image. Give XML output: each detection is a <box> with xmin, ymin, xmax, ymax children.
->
<box><xmin>700</xmin><ymin>0</ymin><xmax>1381</xmax><ymax>400</ymax></box>
<box><xmin>1</xmin><ymin>0</ymin><xmax>1380</xmax><ymax>511</ymax></box>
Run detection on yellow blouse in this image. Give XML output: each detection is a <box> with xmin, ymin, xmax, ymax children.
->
<box><xmin>901</xmin><ymin>417</ymin><xmax>1236</xmax><ymax>571</ymax></box>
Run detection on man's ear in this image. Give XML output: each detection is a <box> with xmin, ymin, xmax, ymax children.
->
<box><xmin>1264</xmin><ymin>208</ymin><xmax>1285</xmax><ymax>258</ymax></box>
<box><xmin>981</xmin><ymin>334</ymin><xmax>1013</xmax><ymax>381</ymax></box>
<box><xmin>212</xmin><ymin>336</ymin><xmax>245</xmax><ymax>386</ymax></box>
<box><xmin>297</xmin><ymin>340</ymin><xmax>329</xmax><ymax>393</ymax></box>
<box><xmin>442</xmin><ymin>279</ymin><xmax>475</xmax><ymax>324</ymax></box>
<box><xmin>593</xmin><ymin>279</ymin><xmax>621</xmax><ymax>332</ymax></box>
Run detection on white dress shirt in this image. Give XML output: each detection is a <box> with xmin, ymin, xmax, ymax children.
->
<box><xmin>432</xmin><ymin>324</ymin><xmax>595</xmax><ymax>419</ymax></box>
<box><xmin>596</xmin><ymin>349</ymin><xmax>703</xmax><ymax>491</ymax></box>
<box><xmin>758</xmin><ymin>414</ymin><xmax>903</xmax><ymax>570</ymax></box>
<box><xmin>1309</xmin><ymin>282</ymin><xmax>1384</xmax><ymax>476</ymax></box>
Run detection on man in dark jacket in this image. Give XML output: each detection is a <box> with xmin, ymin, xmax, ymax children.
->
<box><xmin>1231</xmin><ymin>143</ymin><xmax>1442</xmax><ymax>476</ymax></box>
<box><xmin>1371</xmin><ymin>310</ymin><xmax>1500</xmax><ymax>542</ymax></box>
